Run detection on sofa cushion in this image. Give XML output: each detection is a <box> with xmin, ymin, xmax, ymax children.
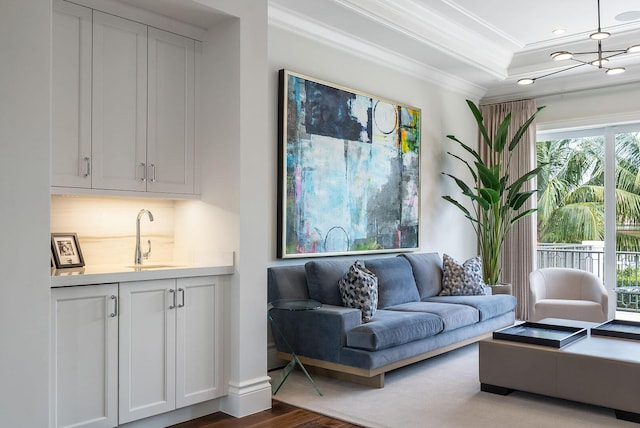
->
<box><xmin>346</xmin><ymin>310</ymin><xmax>443</xmax><ymax>351</ymax></box>
<box><xmin>399</xmin><ymin>252</ymin><xmax>443</xmax><ymax>298</ymax></box>
<box><xmin>533</xmin><ymin>299</ymin><xmax>606</xmax><ymax>323</ymax></box>
<box><xmin>386</xmin><ymin>301</ymin><xmax>479</xmax><ymax>332</ymax></box>
<box><xmin>338</xmin><ymin>261</ymin><xmax>378</xmax><ymax>322</ymax></box>
<box><xmin>267</xmin><ymin>265</ymin><xmax>310</xmax><ymax>302</ymax></box>
<box><xmin>426</xmin><ymin>294</ymin><xmax>516</xmax><ymax>321</ymax></box>
<box><xmin>365</xmin><ymin>257</ymin><xmax>420</xmax><ymax>308</ymax></box>
<box><xmin>440</xmin><ymin>254</ymin><xmax>486</xmax><ymax>296</ymax></box>
<box><xmin>305</xmin><ymin>259</ymin><xmax>353</xmax><ymax>306</ymax></box>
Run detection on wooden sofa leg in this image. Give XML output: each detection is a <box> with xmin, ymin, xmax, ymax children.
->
<box><xmin>307</xmin><ymin>366</ymin><xmax>385</xmax><ymax>388</ymax></box>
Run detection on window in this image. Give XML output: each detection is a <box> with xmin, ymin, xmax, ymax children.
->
<box><xmin>537</xmin><ymin>125</ymin><xmax>640</xmax><ymax>318</ymax></box>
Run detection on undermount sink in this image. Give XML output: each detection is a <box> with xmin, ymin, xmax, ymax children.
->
<box><xmin>126</xmin><ymin>263</ymin><xmax>184</xmax><ymax>270</ymax></box>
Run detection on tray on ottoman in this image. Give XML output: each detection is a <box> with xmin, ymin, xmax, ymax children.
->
<box><xmin>591</xmin><ymin>319</ymin><xmax>640</xmax><ymax>341</ymax></box>
<box><xmin>493</xmin><ymin>322</ymin><xmax>587</xmax><ymax>348</ymax></box>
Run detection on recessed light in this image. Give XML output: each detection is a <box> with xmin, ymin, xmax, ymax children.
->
<box><xmin>552</xmin><ymin>28</ymin><xmax>566</xmax><ymax>35</ymax></box>
<box><xmin>615</xmin><ymin>11</ymin><xmax>640</xmax><ymax>22</ymax></box>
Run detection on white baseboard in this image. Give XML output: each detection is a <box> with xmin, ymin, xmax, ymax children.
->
<box><xmin>221</xmin><ymin>375</ymin><xmax>272</xmax><ymax>417</ymax></box>
<box><xmin>119</xmin><ymin>399</ymin><xmax>221</xmax><ymax>427</ymax></box>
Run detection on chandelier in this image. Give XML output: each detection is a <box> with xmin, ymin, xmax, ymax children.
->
<box><xmin>517</xmin><ymin>0</ymin><xmax>640</xmax><ymax>85</ymax></box>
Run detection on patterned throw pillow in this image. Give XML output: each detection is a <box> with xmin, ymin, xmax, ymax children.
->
<box><xmin>439</xmin><ymin>254</ymin><xmax>486</xmax><ymax>296</ymax></box>
<box><xmin>338</xmin><ymin>260</ymin><xmax>378</xmax><ymax>322</ymax></box>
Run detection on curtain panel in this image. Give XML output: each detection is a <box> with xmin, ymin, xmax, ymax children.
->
<box><xmin>479</xmin><ymin>100</ymin><xmax>538</xmax><ymax>320</ymax></box>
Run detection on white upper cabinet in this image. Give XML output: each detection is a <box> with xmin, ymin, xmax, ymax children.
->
<box><xmin>148</xmin><ymin>28</ymin><xmax>196</xmax><ymax>194</ymax></box>
<box><xmin>52</xmin><ymin>4</ymin><xmax>198</xmax><ymax>197</ymax></box>
<box><xmin>52</xmin><ymin>0</ymin><xmax>92</xmax><ymax>188</ymax></box>
<box><xmin>92</xmin><ymin>11</ymin><xmax>148</xmax><ymax>192</ymax></box>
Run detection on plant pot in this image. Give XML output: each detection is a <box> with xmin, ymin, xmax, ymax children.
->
<box><xmin>489</xmin><ymin>283</ymin><xmax>512</xmax><ymax>295</ymax></box>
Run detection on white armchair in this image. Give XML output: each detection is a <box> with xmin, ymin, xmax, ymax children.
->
<box><xmin>529</xmin><ymin>268</ymin><xmax>609</xmax><ymax>322</ymax></box>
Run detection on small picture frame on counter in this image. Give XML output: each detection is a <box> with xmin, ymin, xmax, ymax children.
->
<box><xmin>51</xmin><ymin>233</ymin><xmax>85</xmax><ymax>269</ymax></box>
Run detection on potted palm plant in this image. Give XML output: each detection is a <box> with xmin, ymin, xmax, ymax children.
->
<box><xmin>442</xmin><ymin>100</ymin><xmax>545</xmax><ymax>291</ymax></box>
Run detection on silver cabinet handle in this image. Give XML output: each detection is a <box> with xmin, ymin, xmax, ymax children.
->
<box><xmin>150</xmin><ymin>164</ymin><xmax>156</xmax><ymax>182</ymax></box>
<box><xmin>140</xmin><ymin>162</ymin><xmax>147</xmax><ymax>182</ymax></box>
<box><xmin>178</xmin><ymin>288</ymin><xmax>185</xmax><ymax>308</ymax></box>
<box><xmin>169</xmin><ymin>289</ymin><xmax>176</xmax><ymax>309</ymax></box>
<box><xmin>109</xmin><ymin>295</ymin><xmax>118</xmax><ymax>318</ymax></box>
<box><xmin>83</xmin><ymin>157</ymin><xmax>91</xmax><ymax>177</ymax></box>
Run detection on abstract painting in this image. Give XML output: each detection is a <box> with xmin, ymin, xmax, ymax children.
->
<box><xmin>277</xmin><ymin>70</ymin><xmax>420</xmax><ymax>258</ymax></box>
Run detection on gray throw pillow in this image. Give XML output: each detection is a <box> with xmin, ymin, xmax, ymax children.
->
<box><xmin>399</xmin><ymin>252</ymin><xmax>443</xmax><ymax>299</ymax></box>
<box><xmin>439</xmin><ymin>254</ymin><xmax>486</xmax><ymax>296</ymax></box>
<box><xmin>305</xmin><ymin>259</ymin><xmax>353</xmax><ymax>305</ymax></box>
<box><xmin>338</xmin><ymin>260</ymin><xmax>378</xmax><ymax>322</ymax></box>
<box><xmin>366</xmin><ymin>257</ymin><xmax>420</xmax><ymax>308</ymax></box>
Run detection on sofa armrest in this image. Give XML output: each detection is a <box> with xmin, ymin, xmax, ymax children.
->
<box><xmin>269</xmin><ymin>304</ymin><xmax>362</xmax><ymax>363</ymax></box>
<box><xmin>581</xmin><ymin>275</ymin><xmax>609</xmax><ymax>307</ymax></box>
<box><xmin>529</xmin><ymin>269</ymin><xmax>547</xmax><ymax>301</ymax></box>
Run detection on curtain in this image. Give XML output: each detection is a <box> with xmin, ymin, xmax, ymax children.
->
<box><xmin>479</xmin><ymin>100</ymin><xmax>538</xmax><ymax>320</ymax></box>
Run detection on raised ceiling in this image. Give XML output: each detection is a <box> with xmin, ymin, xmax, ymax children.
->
<box><xmin>269</xmin><ymin>0</ymin><xmax>640</xmax><ymax>102</ymax></box>
<box><xmin>94</xmin><ymin>0</ymin><xmax>640</xmax><ymax>102</ymax></box>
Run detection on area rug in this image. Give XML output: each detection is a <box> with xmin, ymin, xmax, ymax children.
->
<box><xmin>271</xmin><ymin>343</ymin><xmax>634</xmax><ymax>427</ymax></box>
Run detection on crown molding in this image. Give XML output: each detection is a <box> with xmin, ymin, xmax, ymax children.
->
<box><xmin>335</xmin><ymin>0</ymin><xmax>512</xmax><ymax>78</ymax></box>
<box><xmin>440</xmin><ymin>0</ymin><xmax>522</xmax><ymax>48</ymax></box>
<box><xmin>481</xmin><ymin>70</ymin><xmax>640</xmax><ymax>104</ymax></box>
<box><xmin>537</xmin><ymin>111</ymin><xmax>640</xmax><ymax>133</ymax></box>
<box><xmin>268</xmin><ymin>2</ymin><xmax>487</xmax><ymax>99</ymax></box>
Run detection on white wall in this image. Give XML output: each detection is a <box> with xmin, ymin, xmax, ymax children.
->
<box><xmin>194</xmin><ymin>0</ymin><xmax>272</xmax><ymax>417</ymax></box>
<box><xmin>267</xmin><ymin>26</ymin><xmax>479</xmax><ymax>264</ymax></box>
<box><xmin>0</xmin><ymin>0</ymin><xmax>51</xmax><ymax>426</ymax></box>
<box><xmin>536</xmin><ymin>82</ymin><xmax>640</xmax><ymax>130</ymax></box>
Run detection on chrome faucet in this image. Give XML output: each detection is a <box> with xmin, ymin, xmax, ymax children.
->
<box><xmin>135</xmin><ymin>209</ymin><xmax>154</xmax><ymax>265</ymax></box>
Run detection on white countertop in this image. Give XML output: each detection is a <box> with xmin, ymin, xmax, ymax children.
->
<box><xmin>51</xmin><ymin>262</ymin><xmax>234</xmax><ymax>287</ymax></box>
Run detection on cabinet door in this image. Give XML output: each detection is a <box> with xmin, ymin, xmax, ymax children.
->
<box><xmin>51</xmin><ymin>284</ymin><xmax>118</xmax><ymax>428</ymax></box>
<box><xmin>52</xmin><ymin>0</ymin><xmax>92</xmax><ymax>188</ymax></box>
<box><xmin>92</xmin><ymin>11</ymin><xmax>147</xmax><ymax>192</ymax></box>
<box><xmin>175</xmin><ymin>276</ymin><xmax>224</xmax><ymax>408</ymax></box>
<box><xmin>147</xmin><ymin>28</ymin><xmax>195</xmax><ymax>194</ymax></box>
<box><xmin>118</xmin><ymin>279</ymin><xmax>176</xmax><ymax>423</ymax></box>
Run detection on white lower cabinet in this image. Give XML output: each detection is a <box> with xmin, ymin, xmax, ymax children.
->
<box><xmin>118</xmin><ymin>276</ymin><xmax>224</xmax><ymax>423</ymax></box>
<box><xmin>175</xmin><ymin>277</ymin><xmax>224</xmax><ymax>408</ymax></box>
<box><xmin>50</xmin><ymin>284</ymin><xmax>119</xmax><ymax>428</ymax></box>
<box><xmin>51</xmin><ymin>276</ymin><xmax>224</xmax><ymax>427</ymax></box>
<box><xmin>118</xmin><ymin>279</ymin><xmax>175</xmax><ymax>423</ymax></box>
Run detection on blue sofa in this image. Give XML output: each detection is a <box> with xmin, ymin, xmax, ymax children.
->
<box><xmin>267</xmin><ymin>253</ymin><xmax>516</xmax><ymax>387</ymax></box>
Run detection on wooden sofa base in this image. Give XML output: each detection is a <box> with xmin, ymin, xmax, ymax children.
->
<box><xmin>276</xmin><ymin>331</ymin><xmax>492</xmax><ymax>388</ymax></box>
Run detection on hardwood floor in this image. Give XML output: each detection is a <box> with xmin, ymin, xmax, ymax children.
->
<box><xmin>168</xmin><ymin>400</ymin><xmax>364</xmax><ymax>428</ymax></box>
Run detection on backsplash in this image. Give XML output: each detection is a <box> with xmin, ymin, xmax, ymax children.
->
<box><xmin>51</xmin><ymin>195</ymin><xmax>176</xmax><ymax>266</ymax></box>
